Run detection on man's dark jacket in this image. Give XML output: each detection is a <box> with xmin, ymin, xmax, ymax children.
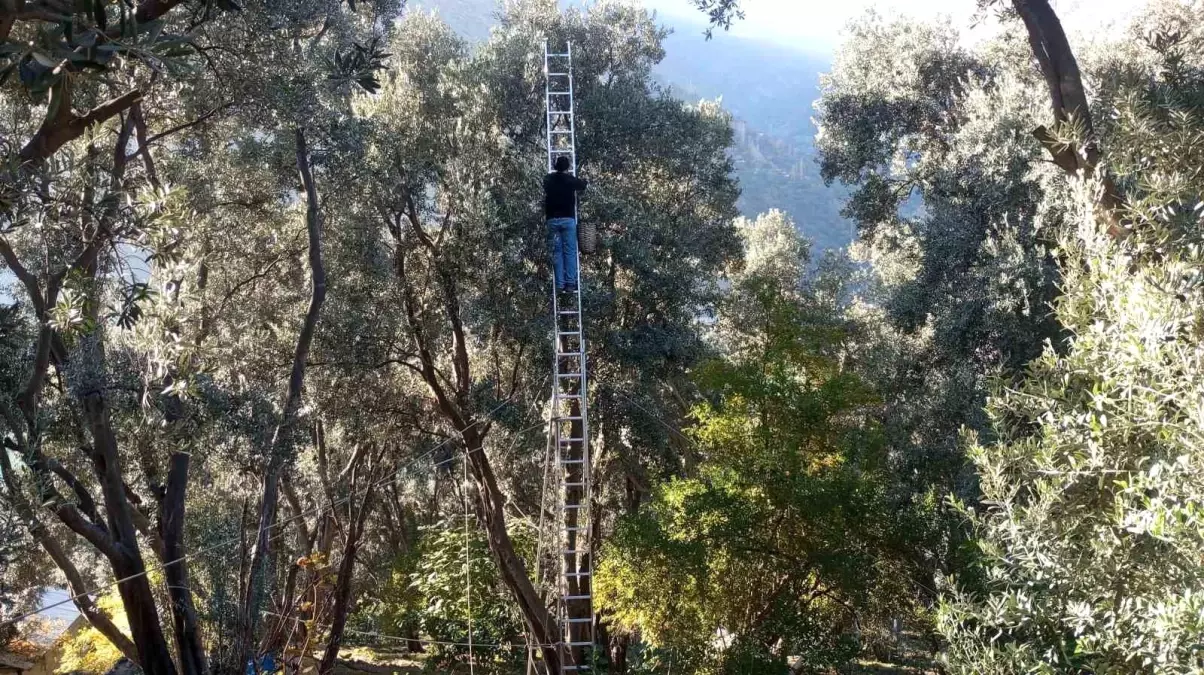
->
<box><xmin>544</xmin><ymin>171</ymin><xmax>587</xmax><ymax>219</ymax></box>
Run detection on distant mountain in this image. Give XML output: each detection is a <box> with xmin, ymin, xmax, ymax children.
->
<box><xmin>408</xmin><ymin>0</ymin><xmax>853</xmax><ymax>251</ymax></box>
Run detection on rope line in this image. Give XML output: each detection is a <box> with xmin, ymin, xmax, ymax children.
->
<box><xmin>260</xmin><ymin>608</ymin><xmax>576</xmax><ymax>650</ymax></box>
<box><xmin>613</xmin><ymin>389</ymin><xmax>697</xmax><ymax>447</ymax></box>
<box><xmin>1</xmin><ymin>378</ymin><xmax>551</xmax><ymax>630</ymax></box>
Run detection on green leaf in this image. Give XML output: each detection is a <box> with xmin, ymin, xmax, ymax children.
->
<box><xmin>30</xmin><ymin>51</ymin><xmax>58</xmax><ymax>68</ymax></box>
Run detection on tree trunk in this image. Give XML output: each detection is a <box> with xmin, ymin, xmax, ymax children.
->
<box><xmin>81</xmin><ymin>390</ymin><xmax>179</xmax><ymax>675</ymax></box>
<box><xmin>238</xmin><ymin>127</ymin><xmax>328</xmax><ymax>669</ymax></box>
<box><xmin>317</xmin><ymin>482</ymin><xmax>377</xmax><ymax>675</ymax></box>
<box><xmin>462</xmin><ymin>427</ymin><xmax>562</xmax><ymax>673</ymax></box>
<box><xmin>0</xmin><ymin>448</ymin><xmax>139</xmax><ymax>663</ymax></box>
<box><xmin>162</xmin><ymin>451</ymin><xmax>208</xmax><ymax>675</ymax></box>
<box><xmin>388</xmin><ymin>187</ymin><xmax>561</xmax><ymax>672</ymax></box>
<box><xmin>609</xmin><ymin>633</ymin><xmax>629</xmax><ymax>675</ymax></box>
<box><xmin>1012</xmin><ymin>0</ymin><xmax>1125</xmax><ymax>236</ymax></box>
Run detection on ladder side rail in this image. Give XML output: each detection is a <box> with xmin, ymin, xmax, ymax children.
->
<box><xmin>546</xmin><ymin>38</ymin><xmax>596</xmax><ymax>673</ymax></box>
<box><xmin>544</xmin><ymin>40</ymin><xmax>566</xmax><ymax>672</ymax></box>
<box><xmin>544</xmin><ymin>40</ymin><xmax>554</xmax><ymax>173</ymax></box>
<box><xmin>566</xmin><ymin>39</ymin><xmax>595</xmax><ymax>672</ymax></box>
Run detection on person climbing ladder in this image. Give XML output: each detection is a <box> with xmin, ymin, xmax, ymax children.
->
<box><xmin>544</xmin><ymin>155</ymin><xmax>587</xmax><ymax>292</ymax></box>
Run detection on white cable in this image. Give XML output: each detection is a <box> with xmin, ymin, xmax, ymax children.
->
<box><xmin>1</xmin><ymin>381</ymin><xmax>552</xmax><ymax>630</ymax></box>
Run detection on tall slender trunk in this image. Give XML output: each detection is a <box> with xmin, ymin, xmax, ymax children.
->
<box><xmin>162</xmin><ymin>451</ymin><xmax>208</xmax><ymax>675</ymax></box>
<box><xmin>81</xmin><ymin>389</ymin><xmax>179</xmax><ymax>675</ymax></box>
<box><xmin>462</xmin><ymin>427</ymin><xmax>562</xmax><ymax>672</ymax></box>
<box><xmin>238</xmin><ymin>127</ymin><xmax>327</xmax><ymax>669</ymax></box>
<box><xmin>317</xmin><ymin>483</ymin><xmax>377</xmax><ymax>675</ymax></box>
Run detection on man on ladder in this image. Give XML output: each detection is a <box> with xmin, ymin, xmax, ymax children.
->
<box><xmin>544</xmin><ymin>155</ymin><xmax>587</xmax><ymax>293</ymax></box>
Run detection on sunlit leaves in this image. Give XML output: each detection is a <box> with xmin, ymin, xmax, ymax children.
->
<box><xmin>938</xmin><ymin>17</ymin><xmax>1204</xmax><ymax>667</ymax></box>
<box><xmin>329</xmin><ymin>38</ymin><xmax>391</xmax><ymax>94</ymax></box>
<box><xmin>599</xmin><ymin>221</ymin><xmax>914</xmax><ymax>672</ymax></box>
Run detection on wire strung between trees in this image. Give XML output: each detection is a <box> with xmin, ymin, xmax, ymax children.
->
<box><xmin>19</xmin><ymin>382</ymin><xmax>706</xmax><ymax>652</ymax></box>
<box><xmin>612</xmin><ymin>388</ymin><xmax>697</xmax><ymax>448</ymax></box>
<box><xmin>258</xmin><ymin>607</ymin><xmax>577</xmax><ymax>651</ymax></box>
<box><xmin>1</xmin><ymin>377</ymin><xmax>551</xmax><ymax>631</ymax></box>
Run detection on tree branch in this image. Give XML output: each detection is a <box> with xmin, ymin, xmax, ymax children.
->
<box><xmin>45</xmin><ymin>457</ymin><xmax>103</xmax><ymax>526</ymax></box>
<box><xmin>142</xmin><ymin>102</ymin><xmax>232</xmax><ymax>147</ymax></box>
<box><xmin>129</xmin><ymin>103</ymin><xmax>162</xmax><ymax>191</ymax></box>
<box><xmin>0</xmin><ymin>237</ymin><xmax>46</xmax><ymax>315</ymax></box>
<box><xmin>19</xmin><ymin>90</ymin><xmax>143</xmax><ymax>165</ymax></box>
<box><xmin>1012</xmin><ymin>0</ymin><xmax>1126</xmax><ymax>237</ymax></box>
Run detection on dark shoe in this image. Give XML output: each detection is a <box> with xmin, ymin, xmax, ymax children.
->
<box><xmin>564</xmin><ymin>283</ymin><xmax>578</xmax><ymax>292</ymax></box>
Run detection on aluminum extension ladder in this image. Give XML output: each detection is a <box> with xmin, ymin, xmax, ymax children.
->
<box><xmin>544</xmin><ymin>39</ymin><xmax>596</xmax><ymax>674</ymax></box>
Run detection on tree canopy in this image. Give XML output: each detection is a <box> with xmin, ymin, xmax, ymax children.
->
<box><xmin>3</xmin><ymin>1</ymin><xmax>1204</xmax><ymax>674</ymax></box>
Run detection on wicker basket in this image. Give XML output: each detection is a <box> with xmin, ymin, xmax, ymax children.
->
<box><xmin>577</xmin><ymin>220</ymin><xmax>597</xmax><ymax>255</ymax></box>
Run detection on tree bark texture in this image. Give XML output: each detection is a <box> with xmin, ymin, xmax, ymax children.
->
<box><xmin>316</xmin><ymin>468</ymin><xmax>378</xmax><ymax>675</ymax></box>
<box><xmin>388</xmin><ymin>216</ymin><xmax>562</xmax><ymax>672</ymax></box>
<box><xmin>1011</xmin><ymin>0</ymin><xmax>1126</xmax><ymax>236</ymax></box>
<box><xmin>162</xmin><ymin>451</ymin><xmax>208</xmax><ymax>675</ymax></box>
<box><xmin>238</xmin><ymin>127</ymin><xmax>328</xmax><ymax>668</ymax></box>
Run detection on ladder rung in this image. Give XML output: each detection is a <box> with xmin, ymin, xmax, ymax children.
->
<box><xmin>561</xmin><ymin>459</ymin><xmax>585</xmax><ymax>464</ymax></box>
<box><xmin>564</xmin><ymin>483</ymin><xmax>585</xmax><ymax>488</ymax></box>
<box><xmin>567</xmin><ymin>641</ymin><xmax>593</xmax><ymax>647</ymax></box>
<box><xmin>562</xmin><ymin>504</ymin><xmax>585</xmax><ymax>510</ymax></box>
<box><xmin>551</xmin><ymin>130</ymin><xmax>573</xmax><ymax>134</ymax></box>
<box><xmin>557</xmin><ymin>373</ymin><xmax>582</xmax><ymax>378</ymax></box>
<box><xmin>548</xmin><ymin>72</ymin><xmax>569</xmax><ymax>76</ymax></box>
<box><xmin>558</xmin><ymin>438</ymin><xmax>585</xmax><ymax>443</ymax></box>
<box><xmin>558</xmin><ymin>393</ymin><xmax>583</xmax><ymax>398</ymax></box>
<box><xmin>550</xmin><ymin>149</ymin><xmax>575</xmax><ymax>154</ymax></box>
<box><xmin>555</xmin><ymin>415</ymin><xmax>583</xmax><ymax>420</ymax></box>
<box><xmin>564</xmin><ymin>571</ymin><xmax>591</xmax><ymax>577</ymax></box>
<box><xmin>548</xmin><ymin>110</ymin><xmax>573</xmax><ymax>115</ymax></box>
<box><xmin>564</xmin><ymin>526</ymin><xmax>585</xmax><ymax>532</ymax></box>
<box><xmin>564</xmin><ymin>596</ymin><xmax>591</xmax><ymax>602</ymax></box>
<box><xmin>562</xmin><ymin>549</ymin><xmax>588</xmax><ymax>554</ymax></box>
<box><xmin>547</xmin><ymin>52</ymin><xmax>570</xmax><ymax>57</ymax></box>
<box><xmin>549</xmin><ymin>90</ymin><xmax>572</xmax><ymax>95</ymax></box>
<box><xmin>565</xmin><ymin>617</ymin><xmax>592</xmax><ymax>623</ymax></box>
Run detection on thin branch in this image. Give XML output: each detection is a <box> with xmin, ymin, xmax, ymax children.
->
<box><xmin>129</xmin><ymin>102</ymin><xmax>162</xmax><ymax>191</ymax></box>
<box><xmin>45</xmin><ymin>457</ymin><xmax>104</xmax><ymax>526</ymax></box>
<box><xmin>212</xmin><ymin>252</ymin><xmax>297</xmax><ymax>318</ymax></box>
<box><xmin>142</xmin><ymin>102</ymin><xmax>232</xmax><ymax>147</ymax></box>
<box><xmin>0</xmin><ymin>237</ymin><xmax>46</xmax><ymax>315</ymax></box>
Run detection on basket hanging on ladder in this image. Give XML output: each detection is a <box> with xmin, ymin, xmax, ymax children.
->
<box><xmin>577</xmin><ymin>220</ymin><xmax>596</xmax><ymax>254</ymax></box>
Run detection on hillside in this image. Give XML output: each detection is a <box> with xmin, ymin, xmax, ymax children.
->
<box><xmin>410</xmin><ymin>0</ymin><xmax>854</xmax><ymax>251</ymax></box>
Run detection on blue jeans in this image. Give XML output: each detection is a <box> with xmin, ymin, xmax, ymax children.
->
<box><xmin>547</xmin><ymin>217</ymin><xmax>578</xmax><ymax>289</ymax></box>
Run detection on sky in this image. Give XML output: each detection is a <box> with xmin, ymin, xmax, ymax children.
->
<box><xmin>641</xmin><ymin>0</ymin><xmax>1147</xmax><ymax>54</ymax></box>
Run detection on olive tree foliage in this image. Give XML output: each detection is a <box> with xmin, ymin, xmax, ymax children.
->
<box><xmin>817</xmin><ymin>15</ymin><xmax>1070</xmax><ymax>497</ymax></box>
<box><xmin>938</xmin><ymin>4</ymin><xmax>1204</xmax><ymax>672</ymax></box>
<box><xmin>597</xmin><ymin>211</ymin><xmax>921</xmax><ymax>675</ymax></box>
<box><xmin>307</xmin><ymin>0</ymin><xmax>740</xmax><ymax>666</ymax></box>
<box><xmin>0</xmin><ymin>0</ymin><xmax>400</xmax><ymax>672</ymax></box>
